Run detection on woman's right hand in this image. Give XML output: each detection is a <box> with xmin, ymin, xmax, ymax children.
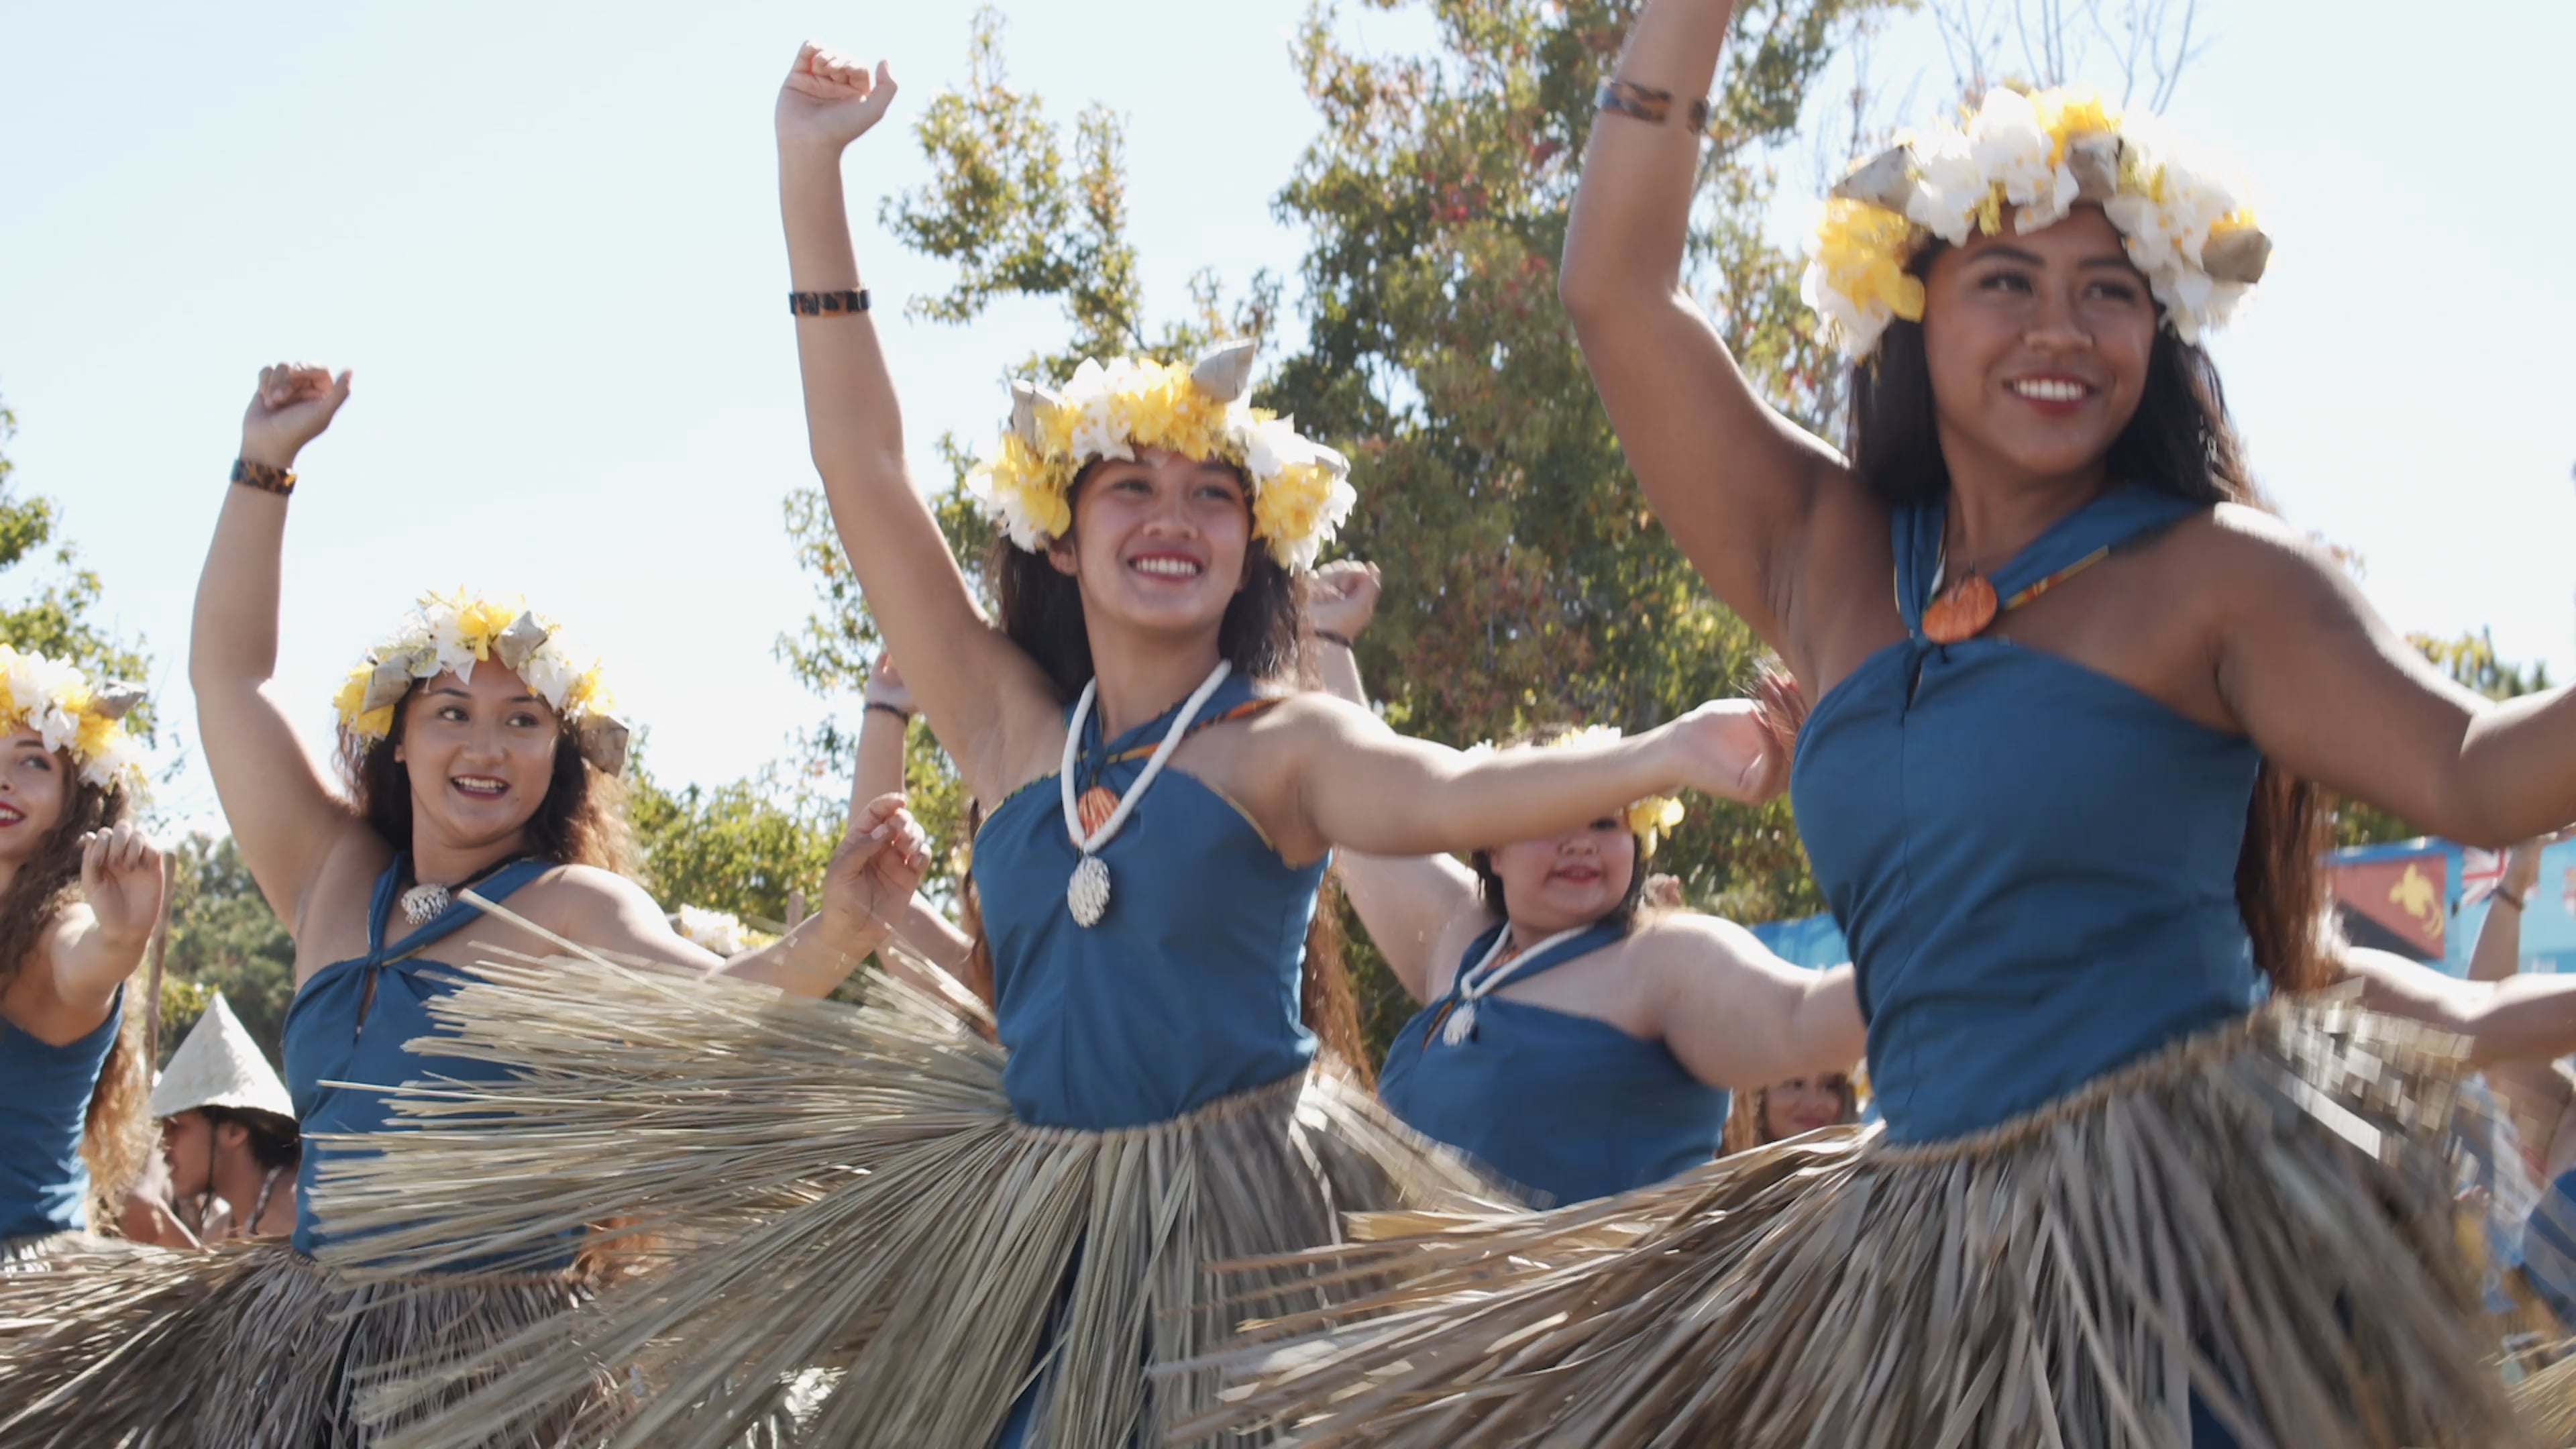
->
<box><xmin>239</xmin><ymin>363</ymin><xmax>351</xmax><ymax>470</ymax></box>
<box><xmin>1306</xmin><ymin>560</ymin><xmax>1382</xmax><ymax>641</ymax></box>
<box><xmin>776</xmin><ymin>42</ymin><xmax>899</xmax><ymax>156</ymax></box>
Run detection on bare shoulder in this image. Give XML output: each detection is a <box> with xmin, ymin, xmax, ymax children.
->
<box><xmin>1628</xmin><ymin>910</ymin><xmax>1780</xmax><ymax>975</ymax></box>
<box><xmin>500</xmin><ymin>862</ymin><xmax>665</xmax><ymax>944</ymax></box>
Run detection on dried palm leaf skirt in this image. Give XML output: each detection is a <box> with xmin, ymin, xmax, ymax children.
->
<box><xmin>301</xmin><ymin>951</ymin><xmax>1503</xmax><ymax>1449</ymax></box>
<box><xmin>0</xmin><ymin>1240</ymin><xmax>608</xmax><ymax>1448</ymax></box>
<box><xmin>1194</xmin><ymin>996</ymin><xmax>2525</xmax><ymax>1449</ymax></box>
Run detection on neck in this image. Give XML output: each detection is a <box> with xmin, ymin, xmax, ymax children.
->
<box><xmin>407</xmin><ymin>830</ymin><xmax>529</xmax><ymax>888</ymax></box>
<box><xmin>1940</xmin><ymin>449</ymin><xmax>2114</xmax><ymax>576</ymax></box>
<box><xmin>211</xmin><ymin>1147</ymin><xmax>271</xmax><ymax>1227</ymax></box>
<box><xmin>1083</xmin><ymin>625</ymin><xmax>1227</xmax><ymax>739</ymax></box>
<box><xmin>1505</xmin><ymin>915</ymin><xmax>1591</xmax><ymax>954</ymax></box>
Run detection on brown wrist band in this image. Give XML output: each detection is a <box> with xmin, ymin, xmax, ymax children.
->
<box><xmin>1596</xmin><ymin>79</ymin><xmax>1713</xmax><ymax>133</ymax></box>
<box><xmin>789</xmin><ymin>288</ymin><xmax>871</xmax><ymax>317</ymax></box>
<box><xmin>230</xmin><ymin>458</ymin><xmax>295</xmax><ymax>496</ymax></box>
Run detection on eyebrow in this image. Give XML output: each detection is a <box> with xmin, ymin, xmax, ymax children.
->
<box><xmin>1972</xmin><ymin>244</ymin><xmax>2135</xmax><ymax>271</ymax></box>
<box><xmin>423</xmin><ymin>686</ymin><xmax>541</xmax><ymax>703</ymax></box>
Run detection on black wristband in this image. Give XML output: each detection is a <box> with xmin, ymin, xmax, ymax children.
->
<box><xmin>230</xmin><ymin>458</ymin><xmax>295</xmax><ymax>496</ymax></box>
<box><xmin>789</xmin><ymin>288</ymin><xmax>871</xmax><ymax>317</ymax></box>
<box><xmin>1595</xmin><ymin>79</ymin><xmax>1713</xmax><ymax>133</ymax></box>
<box><xmin>1315</xmin><ymin>630</ymin><xmax>1355</xmax><ymax>650</ymax></box>
<box><xmin>865</xmin><ymin>700</ymin><xmax>913</xmax><ymax>723</ymax></box>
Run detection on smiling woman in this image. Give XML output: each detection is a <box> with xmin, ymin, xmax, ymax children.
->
<box><xmin>0</xmin><ymin>365</ymin><xmax>930</xmax><ymax>1449</ymax></box>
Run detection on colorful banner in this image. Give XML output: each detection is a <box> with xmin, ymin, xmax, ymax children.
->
<box><xmin>1749</xmin><ymin>839</ymin><xmax>2576</xmax><ymax>980</ymax></box>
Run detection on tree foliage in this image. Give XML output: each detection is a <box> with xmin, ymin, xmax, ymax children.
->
<box><xmin>2334</xmin><ymin>631</ymin><xmax>2555</xmax><ymax>848</ymax></box>
<box><xmin>157</xmin><ymin>833</ymin><xmax>297</xmax><ymax>1068</ymax></box>
<box><xmin>0</xmin><ymin>396</ymin><xmax>154</xmax><ymax>735</ymax></box>
<box><xmin>782</xmin><ymin>1</ymin><xmax>1886</xmax><ymax>1055</ymax></box>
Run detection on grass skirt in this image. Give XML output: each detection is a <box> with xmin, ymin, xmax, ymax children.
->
<box><xmin>1195</xmin><ymin>995</ymin><xmax>2525</xmax><ymax>1449</ymax></box>
<box><xmin>303</xmin><ymin>947</ymin><xmax>1504</xmax><ymax>1449</ymax></box>
<box><xmin>0</xmin><ymin>1240</ymin><xmax>608</xmax><ymax>1447</ymax></box>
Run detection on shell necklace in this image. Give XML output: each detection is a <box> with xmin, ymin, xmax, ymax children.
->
<box><xmin>1440</xmin><ymin>922</ymin><xmax>1593</xmax><ymax>1046</ymax></box>
<box><xmin>398</xmin><ymin>855</ymin><xmax>522</xmax><ymax>927</ymax></box>
<box><xmin>1060</xmin><ymin>661</ymin><xmax>1232</xmax><ymax>928</ymax></box>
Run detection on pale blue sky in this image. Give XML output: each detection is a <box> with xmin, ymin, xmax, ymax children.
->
<box><xmin>2</xmin><ymin>1</ymin><xmax>2567</xmax><ymax>832</ymax></box>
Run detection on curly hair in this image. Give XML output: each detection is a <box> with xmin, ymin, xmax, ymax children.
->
<box><xmin>0</xmin><ymin>761</ymin><xmax>154</xmax><ymax>1228</ymax></box>
<box><xmin>335</xmin><ymin>680</ymin><xmax>635</xmax><ymax>875</ymax></box>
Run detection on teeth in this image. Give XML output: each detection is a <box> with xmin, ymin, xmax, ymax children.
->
<box><xmin>454</xmin><ymin>777</ymin><xmax>506</xmax><ymax>794</ymax></box>
<box><xmin>2010</xmin><ymin>378</ymin><xmax>2090</xmax><ymax>402</ymax></box>
<box><xmin>1131</xmin><ymin>557</ymin><xmax>1201</xmax><ymax>578</ymax></box>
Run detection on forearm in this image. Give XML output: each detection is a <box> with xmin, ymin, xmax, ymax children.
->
<box><xmin>893</xmin><ymin>894</ymin><xmax>972</xmax><ymax>975</ymax></box>
<box><xmin>1560</xmin><ymin>0</ymin><xmax>1738</xmax><ymax>311</ymax></box>
<box><xmin>189</xmin><ymin>486</ymin><xmax>290</xmax><ymax>691</ymax></box>
<box><xmin>718</xmin><ymin>909</ymin><xmax>891</xmax><ymax>998</ymax></box>
<box><xmin>54</xmin><ymin>920</ymin><xmax>150</xmax><ymax>1008</ymax></box>
<box><xmin>1311</xmin><ymin>723</ymin><xmax>1684</xmax><ymax>858</ymax></box>
<box><xmin>781</xmin><ymin>145</ymin><xmax>904</xmax><ymax>490</ymax></box>
<box><xmin>853</xmin><ymin>706</ymin><xmax>910</xmax><ymax>818</ymax></box>
<box><xmin>1317</xmin><ymin>639</ymin><xmax>1367</xmax><ymax>708</ymax></box>
<box><xmin>2457</xmin><ymin>690</ymin><xmax>2576</xmax><ymax>845</ymax></box>
<box><xmin>2469</xmin><ymin>897</ymin><xmax>2527</xmax><ymax>984</ymax></box>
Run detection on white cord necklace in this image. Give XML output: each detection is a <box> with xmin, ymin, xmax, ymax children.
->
<box><xmin>1060</xmin><ymin>661</ymin><xmax>1232</xmax><ymax>928</ymax></box>
<box><xmin>1441</xmin><ymin>922</ymin><xmax>1594</xmax><ymax>1046</ymax></box>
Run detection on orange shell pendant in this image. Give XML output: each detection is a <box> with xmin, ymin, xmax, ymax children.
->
<box><xmin>1921</xmin><ymin>572</ymin><xmax>1998</xmax><ymax>645</ymax></box>
<box><xmin>1077</xmin><ymin>785</ymin><xmax>1121</xmax><ymax>837</ymax></box>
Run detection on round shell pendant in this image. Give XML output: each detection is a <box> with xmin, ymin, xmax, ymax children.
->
<box><xmin>1440</xmin><ymin>1002</ymin><xmax>1478</xmax><ymax>1046</ymax></box>
<box><xmin>1068</xmin><ymin>853</ymin><xmax>1112</xmax><ymax>927</ymax></box>
<box><xmin>400</xmin><ymin>883</ymin><xmax>451</xmax><ymax>926</ymax></box>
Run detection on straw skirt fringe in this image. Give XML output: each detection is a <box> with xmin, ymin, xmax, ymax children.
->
<box><xmin>304</xmin><ymin>951</ymin><xmax>1505</xmax><ymax>1449</ymax></box>
<box><xmin>0</xmin><ymin>1240</ymin><xmax>610</xmax><ymax>1448</ymax></box>
<box><xmin>1193</xmin><ymin>996</ymin><xmax>2526</xmax><ymax>1449</ymax></box>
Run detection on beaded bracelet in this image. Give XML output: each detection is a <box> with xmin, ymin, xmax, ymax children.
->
<box><xmin>230</xmin><ymin>458</ymin><xmax>296</xmax><ymax>496</ymax></box>
<box><xmin>1595</xmin><ymin>79</ymin><xmax>1713</xmax><ymax>133</ymax></box>
<box><xmin>789</xmin><ymin>288</ymin><xmax>871</xmax><ymax>317</ymax></box>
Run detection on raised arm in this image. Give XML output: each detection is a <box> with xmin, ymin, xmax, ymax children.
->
<box><xmin>2339</xmin><ymin>947</ymin><xmax>2576</xmax><ymax>1068</ymax></box>
<box><xmin>1305</xmin><ymin>561</ymin><xmax>1479</xmax><ymax>999</ymax></box>
<box><xmin>846</xmin><ymin>662</ymin><xmax>977</xmax><ymax>981</ymax></box>
<box><xmin>2214</xmin><ymin>513</ymin><xmax>2576</xmax><ymax>847</ymax></box>
<box><xmin>1643</xmin><ymin>916</ymin><xmax>1863</xmax><ymax>1090</ymax></box>
<box><xmin>1559</xmin><ymin>0</ymin><xmax>1847</xmax><ymax>652</ymax></box>
<box><xmin>2469</xmin><ymin>841</ymin><xmax>2547</xmax><ymax>984</ymax></box>
<box><xmin>42</xmin><ymin>822</ymin><xmax>166</xmax><ymax>1015</ymax></box>
<box><xmin>189</xmin><ymin>365</ymin><xmax>364</xmax><ymax>930</ymax></box>
<box><xmin>776</xmin><ymin>44</ymin><xmax>1056</xmax><ymax>800</ymax></box>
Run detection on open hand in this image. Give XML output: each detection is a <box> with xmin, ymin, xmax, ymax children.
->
<box><xmin>239</xmin><ymin>363</ymin><xmax>352</xmax><ymax>470</ymax></box>
<box><xmin>777</xmin><ymin>42</ymin><xmax>899</xmax><ymax>154</ymax></box>
<box><xmin>1306</xmin><ymin>560</ymin><xmax>1381</xmax><ymax>641</ymax></box>
<box><xmin>819</xmin><ymin>794</ymin><xmax>930</xmax><ymax>943</ymax></box>
<box><xmin>80</xmin><ymin>822</ymin><xmax>164</xmax><ymax>945</ymax></box>
<box><xmin>1659</xmin><ymin>699</ymin><xmax>1789</xmax><ymax>806</ymax></box>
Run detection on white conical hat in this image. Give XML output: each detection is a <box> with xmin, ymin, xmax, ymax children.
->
<box><xmin>148</xmin><ymin>992</ymin><xmax>294</xmax><ymax>1123</ymax></box>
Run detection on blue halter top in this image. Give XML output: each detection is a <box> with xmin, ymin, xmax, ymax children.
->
<box><xmin>1790</xmin><ymin>486</ymin><xmax>2262</xmax><ymax>1144</ymax></box>
<box><xmin>971</xmin><ymin>673</ymin><xmax>1324</xmax><ymax>1132</ymax></box>
<box><xmin>0</xmin><ymin>985</ymin><xmax>123</xmax><ymax>1239</ymax></box>
<box><xmin>282</xmin><ymin>854</ymin><xmax>554</xmax><ymax>1257</ymax></box>
<box><xmin>1379</xmin><ymin>922</ymin><xmax>1728</xmax><ymax>1204</ymax></box>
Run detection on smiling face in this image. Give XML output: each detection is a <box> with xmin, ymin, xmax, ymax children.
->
<box><xmin>1484</xmin><ymin>820</ymin><xmax>1640</xmax><ymax>935</ymax></box>
<box><xmin>1046</xmin><ymin>447</ymin><xmax>1256</xmax><ymax>638</ymax></box>
<box><xmin>0</xmin><ymin>729</ymin><xmax>71</xmax><ymax>868</ymax></box>
<box><xmin>390</xmin><ymin>665</ymin><xmax>564</xmax><ymax>853</ymax></box>
<box><xmin>1762</xmin><ymin>1073</ymin><xmax>1851</xmax><ymax>1140</ymax></box>
<box><xmin>1919</xmin><ymin>205</ymin><xmax>2158</xmax><ymax>493</ymax></box>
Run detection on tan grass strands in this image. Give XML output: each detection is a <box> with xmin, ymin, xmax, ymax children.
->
<box><xmin>303</xmin><ymin>911</ymin><xmax>1503</xmax><ymax>1448</ymax></box>
<box><xmin>2512</xmin><ymin>1346</ymin><xmax>2576</xmax><ymax>1447</ymax></box>
<box><xmin>1181</xmin><ymin>997</ymin><xmax>2528</xmax><ymax>1449</ymax></box>
<box><xmin>0</xmin><ymin>1240</ymin><xmax>612</xmax><ymax>1448</ymax></box>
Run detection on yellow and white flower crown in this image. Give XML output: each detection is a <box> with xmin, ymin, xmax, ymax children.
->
<box><xmin>1465</xmin><ymin>724</ymin><xmax>1687</xmax><ymax>857</ymax></box>
<box><xmin>966</xmin><ymin>341</ymin><xmax>1358</xmax><ymax>572</ymax></box>
<box><xmin>0</xmin><ymin>646</ymin><xmax>147</xmax><ymax>794</ymax></box>
<box><xmin>1803</xmin><ymin>87</ymin><xmax>2271</xmax><ymax>360</ymax></box>
<box><xmin>331</xmin><ymin>590</ymin><xmax>629</xmax><ymax>775</ymax></box>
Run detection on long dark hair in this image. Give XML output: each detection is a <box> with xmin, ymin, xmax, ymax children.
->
<box><xmin>1845</xmin><ymin>262</ymin><xmax>2332</xmax><ymax>994</ymax></box>
<box><xmin>336</xmin><ymin>683</ymin><xmax>635</xmax><ymax>875</ymax></box>
<box><xmin>959</xmin><ymin>462</ymin><xmax>1373</xmax><ymax>1077</ymax></box>
<box><xmin>200</xmin><ymin>1104</ymin><xmax>302</xmax><ymax>1172</ymax></box>
<box><xmin>0</xmin><ymin>761</ymin><xmax>152</xmax><ymax>1226</ymax></box>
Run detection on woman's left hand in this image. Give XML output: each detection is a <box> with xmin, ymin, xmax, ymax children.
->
<box><xmin>80</xmin><ymin>822</ymin><xmax>165</xmax><ymax>945</ymax></box>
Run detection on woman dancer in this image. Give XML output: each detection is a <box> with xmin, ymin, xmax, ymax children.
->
<box><xmin>1718</xmin><ymin>1069</ymin><xmax>1858</xmax><ymax>1155</ymax></box>
<box><xmin>0</xmin><ymin>363</ymin><xmax>928</xmax><ymax>1449</ymax></box>
<box><xmin>1202</xmin><ymin>7</ymin><xmax>2576</xmax><ymax>1444</ymax></box>
<box><xmin>288</xmin><ymin>41</ymin><xmax>1792</xmax><ymax>1449</ymax></box>
<box><xmin>1310</xmin><ymin>560</ymin><xmax>1860</xmax><ymax>1204</ymax></box>
<box><xmin>0</xmin><ymin>653</ymin><xmax>156</xmax><ymax>1270</ymax></box>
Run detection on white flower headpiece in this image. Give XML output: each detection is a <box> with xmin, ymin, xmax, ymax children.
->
<box><xmin>332</xmin><ymin>589</ymin><xmax>629</xmax><ymax>775</ymax></box>
<box><xmin>965</xmin><ymin>341</ymin><xmax>1358</xmax><ymax>572</ymax></box>
<box><xmin>1803</xmin><ymin>87</ymin><xmax>2271</xmax><ymax>360</ymax></box>
<box><xmin>0</xmin><ymin>646</ymin><xmax>147</xmax><ymax>793</ymax></box>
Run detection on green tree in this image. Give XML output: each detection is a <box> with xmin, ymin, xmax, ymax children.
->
<box><xmin>781</xmin><ymin>2</ymin><xmax>1883</xmax><ymax>1055</ymax></box>
<box><xmin>0</xmin><ymin>396</ymin><xmax>153</xmax><ymax>726</ymax></box>
<box><xmin>158</xmin><ymin>833</ymin><xmax>297</xmax><ymax>1068</ymax></box>
<box><xmin>625</xmin><ymin>756</ymin><xmax>846</xmax><ymax>930</ymax></box>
